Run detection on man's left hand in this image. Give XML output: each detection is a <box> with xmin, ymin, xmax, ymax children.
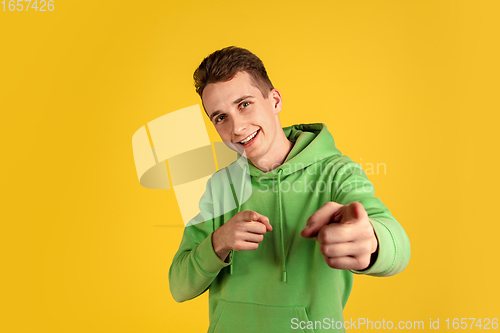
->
<box><xmin>301</xmin><ymin>201</ymin><xmax>378</xmax><ymax>270</ymax></box>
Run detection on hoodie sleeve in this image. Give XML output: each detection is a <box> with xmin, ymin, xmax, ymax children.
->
<box><xmin>168</xmin><ymin>177</ymin><xmax>232</xmax><ymax>303</ymax></box>
<box><xmin>331</xmin><ymin>156</ymin><xmax>411</xmax><ymax>277</ymax></box>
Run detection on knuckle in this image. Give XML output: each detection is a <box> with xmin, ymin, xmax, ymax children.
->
<box><xmin>242</xmin><ymin>210</ymin><xmax>255</xmax><ymax>220</ymax></box>
<box><xmin>316</xmin><ymin>229</ymin><xmax>326</xmax><ymax>243</ymax></box>
<box><xmin>318</xmin><ymin>228</ymin><xmax>331</xmax><ymax>244</ymax></box>
<box><xmin>357</xmin><ymin>243</ymin><xmax>370</xmax><ymax>256</ymax></box>
<box><xmin>363</xmin><ymin>241</ymin><xmax>372</xmax><ymax>253</ymax></box>
<box><xmin>325</xmin><ymin>201</ymin><xmax>336</xmax><ymax>209</ymax></box>
<box><xmin>233</xmin><ymin>241</ymin><xmax>242</xmax><ymax>251</ymax></box>
<box><xmin>233</xmin><ymin>231</ymin><xmax>243</xmax><ymax>240</ymax></box>
<box><xmin>326</xmin><ymin>257</ymin><xmax>337</xmax><ymax>269</ymax></box>
<box><xmin>320</xmin><ymin>244</ymin><xmax>329</xmax><ymax>255</ymax></box>
<box><xmin>361</xmin><ymin>223</ymin><xmax>373</xmax><ymax>235</ymax></box>
<box><xmin>358</xmin><ymin>257</ymin><xmax>370</xmax><ymax>270</ymax></box>
<box><xmin>321</xmin><ymin>244</ymin><xmax>334</xmax><ymax>256</ymax></box>
<box><xmin>363</xmin><ymin>229</ymin><xmax>375</xmax><ymax>242</ymax></box>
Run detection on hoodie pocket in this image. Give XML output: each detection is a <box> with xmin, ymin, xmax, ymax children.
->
<box><xmin>208</xmin><ymin>299</ymin><xmax>315</xmax><ymax>333</ymax></box>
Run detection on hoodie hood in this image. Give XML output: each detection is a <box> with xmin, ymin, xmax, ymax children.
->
<box><xmin>237</xmin><ymin>123</ymin><xmax>342</xmax><ymax>177</ymax></box>
<box><xmin>230</xmin><ymin>123</ymin><xmax>342</xmax><ymax>282</ymax></box>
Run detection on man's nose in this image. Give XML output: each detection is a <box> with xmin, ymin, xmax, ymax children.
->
<box><xmin>231</xmin><ymin>114</ymin><xmax>247</xmax><ymax>137</ymax></box>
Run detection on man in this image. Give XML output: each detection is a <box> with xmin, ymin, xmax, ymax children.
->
<box><xmin>169</xmin><ymin>46</ymin><xmax>410</xmax><ymax>333</ymax></box>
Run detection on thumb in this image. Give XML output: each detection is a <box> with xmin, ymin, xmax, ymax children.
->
<box><xmin>340</xmin><ymin>202</ymin><xmax>365</xmax><ymax>224</ymax></box>
<box><xmin>301</xmin><ymin>202</ymin><xmax>344</xmax><ymax>238</ymax></box>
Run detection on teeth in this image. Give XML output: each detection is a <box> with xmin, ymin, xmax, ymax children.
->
<box><xmin>240</xmin><ymin>130</ymin><xmax>258</xmax><ymax>144</ymax></box>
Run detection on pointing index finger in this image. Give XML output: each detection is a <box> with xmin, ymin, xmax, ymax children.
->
<box><xmin>301</xmin><ymin>202</ymin><xmax>344</xmax><ymax>238</ymax></box>
<box><xmin>240</xmin><ymin>210</ymin><xmax>272</xmax><ymax>232</ymax></box>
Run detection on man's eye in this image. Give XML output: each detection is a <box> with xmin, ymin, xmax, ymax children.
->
<box><xmin>241</xmin><ymin>101</ymin><xmax>250</xmax><ymax>108</ymax></box>
<box><xmin>216</xmin><ymin>115</ymin><xmax>226</xmax><ymax>123</ymax></box>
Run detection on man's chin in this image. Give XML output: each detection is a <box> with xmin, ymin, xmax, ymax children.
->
<box><xmin>224</xmin><ymin>141</ymin><xmax>247</xmax><ymax>157</ymax></box>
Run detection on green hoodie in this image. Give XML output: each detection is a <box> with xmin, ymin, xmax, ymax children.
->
<box><xmin>169</xmin><ymin>123</ymin><xmax>411</xmax><ymax>333</ymax></box>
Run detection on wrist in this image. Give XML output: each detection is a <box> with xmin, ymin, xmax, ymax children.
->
<box><xmin>212</xmin><ymin>228</ymin><xmax>231</xmax><ymax>261</ymax></box>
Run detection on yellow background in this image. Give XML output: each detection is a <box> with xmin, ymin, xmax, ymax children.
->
<box><xmin>1</xmin><ymin>0</ymin><xmax>499</xmax><ymax>332</ymax></box>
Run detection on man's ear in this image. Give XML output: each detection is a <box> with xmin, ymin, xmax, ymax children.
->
<box><xmin>270</xmin><ymin>88</ymin><xmax>283</xmax><ymax>114</ymax></box>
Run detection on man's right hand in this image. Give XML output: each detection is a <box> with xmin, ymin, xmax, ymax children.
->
<box><xmin>212</xmin><ymin>210</ymin><xmax>272</xmax><ymax>261</ymax></box>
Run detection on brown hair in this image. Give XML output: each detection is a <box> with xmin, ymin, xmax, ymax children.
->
<box><xmin>194</xmin><ymin>46</ymin><xmax>274</xmax><ymax>99</ymax></box>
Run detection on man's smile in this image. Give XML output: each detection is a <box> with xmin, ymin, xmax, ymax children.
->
<box><xmin>237</xmin><ymin>129</ymin><xmax>260</xmax><ymax>146</ymax></box>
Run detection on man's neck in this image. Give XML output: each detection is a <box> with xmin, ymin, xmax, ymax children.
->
<box><xmin>251</xmin><ymin>134</ymin><xmax>294</xmax><ymax>173</ymax></box>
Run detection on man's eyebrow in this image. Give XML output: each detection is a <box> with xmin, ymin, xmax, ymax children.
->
<box><xmin>209</xmin><ymin>95</ymin><xmax>255</xmax><ymax>122</ymax></box>
<box><xmin>209</xmin><ymin>110</ymin><xmax>222</xmax><ymax>122</ymax></box>
<box><xmin>233</xmin><ymin>95</ymin><xmax>254</xmax><ymax>105</ymax></box>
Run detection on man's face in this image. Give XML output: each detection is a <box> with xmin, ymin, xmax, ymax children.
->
<box><xmin>202</xmin><ymin>71</ymin><xmax>283</xmax><ymax>167</ymax></box>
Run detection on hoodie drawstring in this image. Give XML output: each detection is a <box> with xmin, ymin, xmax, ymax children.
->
<box><xmin>226</xmin><ymin>166</ymin><xmax>287</xmax><ymax>282</ymax></box>
<box><xmin>277</xmin><ymin>169</ymin><xmax>287</xmax><ymax>282</ymax></box>
<box><xmin>225</xmin><ymin>165</ymin><xmax>247</xmax><ymax>276</ymax></box>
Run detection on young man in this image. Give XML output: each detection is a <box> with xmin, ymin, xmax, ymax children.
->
<box><xmin>169</xmin><ymin>46</ymin><xmax>410</xmax><ymax>333</ymax></box>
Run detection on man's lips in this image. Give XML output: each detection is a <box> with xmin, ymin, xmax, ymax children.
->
<box><xmin>236</xmin><ymin>129</ymin><xmax>260</xmax><ymax>145</ymax></box>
